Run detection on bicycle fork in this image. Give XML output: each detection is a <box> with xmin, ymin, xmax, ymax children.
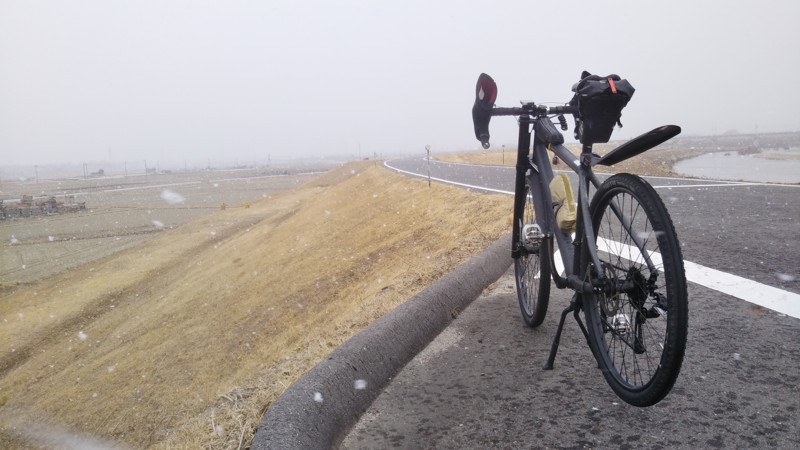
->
<box><xmin>511</xmin><ymin>115</ymin><xmax>533</xmax><ymax>259</ymax></box>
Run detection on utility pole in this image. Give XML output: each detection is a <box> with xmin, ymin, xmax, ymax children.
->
<box><xmin>425</xmin><ymin>145</ymin><xmax>431</xmax><ymax>187</ymax></box>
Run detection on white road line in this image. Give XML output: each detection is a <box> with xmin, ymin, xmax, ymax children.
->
<box><xmin>654</xmin><ymin>183</ymin><xmax>763</xmax><ymax>189</ymax></box>
<box><xmin>682</xmin><ymin>260</ymin><xmax>800</xmax><ymax>318</ymax></box>
<box><xmin>103</xmin><ymin>181</ymin><xmax>201</xmax><ymax>193</ymax></box>
<box><xmin>597</xmin><ymin>238</ymin><xmax>800</xmax><ymax>319</ymax></box>
<box><xmin>384</xmin><ymin>161</ymin><xmax>514</xmax><ymax>195</ymax></box>
<box><xmin>209</xmin><ymin>172</ymin><xmax>324</xmax><ymax>183</ymax></box>
<box><xmin>386</xmin><ymin>159</ymin><xmax>800</xmax><ymax>319</ymax></box>
<box><xmin>18</xmin><ymin>174</ymin><xmax>313</xmax><ymax>197</ymax></box>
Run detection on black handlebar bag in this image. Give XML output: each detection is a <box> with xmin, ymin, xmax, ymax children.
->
<box><xmin>574</xmin><ymin>75</ymin><xmax>635</xmax><ymax>144</ymax></box>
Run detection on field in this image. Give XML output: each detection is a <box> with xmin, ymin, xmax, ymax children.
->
<box><xmin>0</xmin><ymin>161</ymin><xmax>511</xmax><ymax>448</ymax></box>
<box><xmin>1</xmin><ymin>167</ymin><xmax>328</xmax><ymax>287</ymax></box>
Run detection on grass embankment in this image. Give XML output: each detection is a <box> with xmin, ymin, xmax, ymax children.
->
<box><xmin>0</xmin><ymin>161</ymin><xmax>510</xmax><ymax>449</ymax></box>
<box><xmin>437</xmin><ymin>142</ymin><xmax>701</xmax><ymax>178</ymax></box>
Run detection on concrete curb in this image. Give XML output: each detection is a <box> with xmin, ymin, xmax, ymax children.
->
<box><xmin>252</xmin><ymin>234</ymin><xmax>512</xmax><ymax>449</ymax></box>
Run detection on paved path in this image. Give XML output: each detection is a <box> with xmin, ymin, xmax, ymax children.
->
<box><xmin>340</xmin><ymin>158</ymin><xmax>800</xmax><ymax>448</ymax></box>
<box><xmin>342</xmin><ymin>267</ymin><xmax>800</xmax><ymax>449</ymax></box>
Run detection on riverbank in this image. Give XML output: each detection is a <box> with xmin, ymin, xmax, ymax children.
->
<box><xmin>0</xmin><ymin>162</ymin><xmax>510</xmax><ymax>449</ymax></box>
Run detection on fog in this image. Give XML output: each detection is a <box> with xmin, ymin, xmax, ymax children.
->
<box><xmin>1</xmin><ymin>0</ymin><xmax>798</xmax><ymax>167</ymax></box>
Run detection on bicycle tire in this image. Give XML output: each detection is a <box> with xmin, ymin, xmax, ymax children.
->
<box><xmin>581</xmin><ymin>173</ymin><xmax>688</xmax><ymax>406</ymax></box>
<box><xmin>514</xmin><ymin>181</ymin><xmax>551</xmax><ymax>327</ymax></box>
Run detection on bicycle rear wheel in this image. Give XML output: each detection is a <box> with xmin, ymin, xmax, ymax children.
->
<box><xmin>514</xmin><ymin>181</ymin><xmax>551</xmax><ymax>327</ymax></box>
<box><xmin>582</xmin><ymin>174</ymin><xmax>687</xmax><ymax>406</ymax></box>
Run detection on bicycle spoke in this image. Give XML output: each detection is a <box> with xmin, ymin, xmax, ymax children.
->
<box><xmin>513</xmin><ymin>181</ymin><xmax>550</xmax><ymax>328</ymax></box>
<box><xmin>589</xmin><ymin>184</ymin><xmax>681</xmax><ymax>396</ymax></box>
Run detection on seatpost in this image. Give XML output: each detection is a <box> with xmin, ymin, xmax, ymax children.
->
<box><xmin>577</xmin><ymin>141</ymin><xmax>605</xmax><ymax>279</ymax></box>
<box><xmin>511</xmin><ymin>115</ymin><xmax>532</xmax><ymax>259</ymax></box>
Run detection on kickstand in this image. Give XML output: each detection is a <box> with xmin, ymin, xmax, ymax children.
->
<box><xmin>543</xmin><ymin>294</ymin><xmax>591</xmax><ymax>370</ymax></box>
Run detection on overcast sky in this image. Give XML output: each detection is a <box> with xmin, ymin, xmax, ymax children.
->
<box><xmin>1</xmin><ymin>0</ymin><xmax>798</xmax><ymax>167</ymax></box>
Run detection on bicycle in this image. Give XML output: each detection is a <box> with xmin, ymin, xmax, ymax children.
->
<box><xmin>471</xmin><ymin>72</ymin><xmax>688</xmax><ymax>407</ymax></box>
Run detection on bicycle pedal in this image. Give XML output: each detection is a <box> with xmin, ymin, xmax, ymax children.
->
<box><xmin>611</xmin><ymin>313</ymin><xmax>631</xmax><ymax>335</ymax></box>
<box><xmin>522</xmin><ymin>223</ymin><xmax>543</xmax><ymax>251</ymax></box>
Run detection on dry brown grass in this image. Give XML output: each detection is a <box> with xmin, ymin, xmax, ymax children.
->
<box><xmin>752</xmin><ymin>151</ymin><xmax>800</xmax><ymax>161</ymax></box>
<box><xmin>0</xmin><ymin>161</ymin><xmax>511</xmax><ymax>449</ymax></box>
<box><xmin>437</xmin><ymin>142</ymin><xmax>704</xmax><ymax>178</ymax></box>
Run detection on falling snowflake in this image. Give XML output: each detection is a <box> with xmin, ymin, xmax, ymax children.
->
<box><xmin>78</xmin><ymin>331</ymin><xmax>88</xmax><ymax>341</ymax></box>
<box><xmin>161</xmin><ymin>190</ymin><xmax>185</xmax><ymax>204</ymax></box>
<box><xmin>354</xmin><ymin>379</ymin><xmax>367</xmax><ymax>390</ymax></box>
<box><xmin>313</xmin><ymin>392</ymin><xmax>323</xmax><ymax>403</ymax></box>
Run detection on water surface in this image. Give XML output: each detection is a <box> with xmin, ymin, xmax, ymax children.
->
<box><xmin>674</xmin><ymin>149</ymin><xmax>800</xmax><ymax>183</ymax></box>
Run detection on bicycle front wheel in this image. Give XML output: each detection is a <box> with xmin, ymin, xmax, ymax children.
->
<box><xmin>582</xmin><ymin>174</ymin><xmax>687</xmax><ymax>406</ymax></box>
<box><xmin>514</xmin><ymin>181</ymin><xmax>551</xmax><ymax>327</ymax></box>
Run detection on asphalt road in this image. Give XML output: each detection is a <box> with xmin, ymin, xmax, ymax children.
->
<box><xmin>340</xmin><ymin>157</ymin><xmax>800</xmax><ymax>449</ymax></box>
<box><xmin>386</xmin><ymin>158</ymin><xmax>800</xmax><ymax>298</ymax></box>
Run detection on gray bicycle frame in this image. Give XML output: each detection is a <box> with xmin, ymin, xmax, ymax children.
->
<box><xmin>519</xmin><ymin>115</ymin><xmax>657</xmax><ymax>291</ymax></box>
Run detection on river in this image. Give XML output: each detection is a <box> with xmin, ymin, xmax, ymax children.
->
<box><xmin>673</xmin><ymin>149</ymin><xmax>800</xmax><ymax>184</ymax></box>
